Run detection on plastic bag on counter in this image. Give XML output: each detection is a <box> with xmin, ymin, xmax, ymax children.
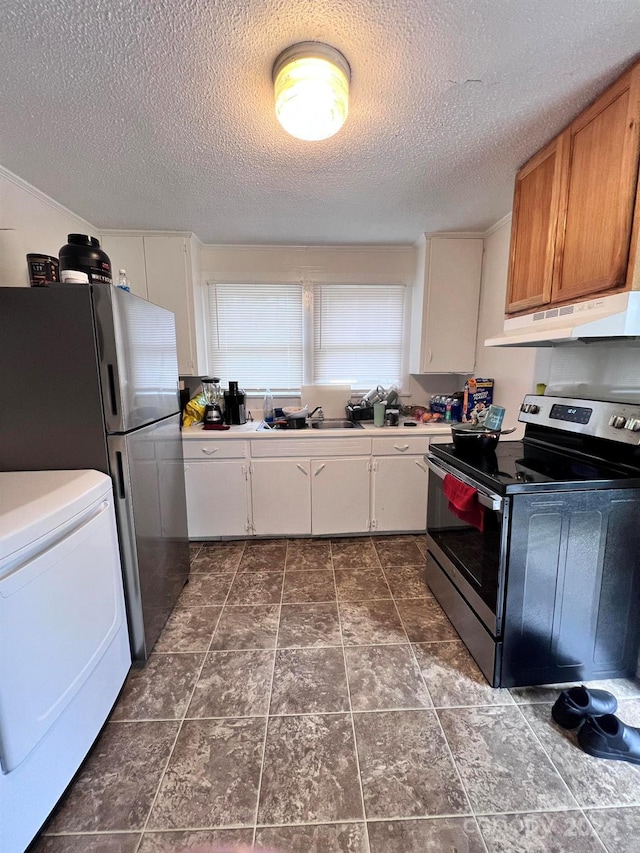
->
<box><xmin>182</xmin><ymin>392</ymin><xmax>207</xmax><ymax>427</ymax></box>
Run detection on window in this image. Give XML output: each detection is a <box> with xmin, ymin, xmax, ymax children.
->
<box><xmin>207</xmin><ymin>281</ymin><xmax>408</xmax><ymax>392</ymax></box>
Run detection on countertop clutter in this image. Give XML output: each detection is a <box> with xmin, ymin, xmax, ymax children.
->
<box><xmin>182</xmin><ymin>420</ymin><xmax>451</xmax><ymax>439</ymax></box>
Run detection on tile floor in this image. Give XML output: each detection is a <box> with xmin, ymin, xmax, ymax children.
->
<box><xmin>31</xmin><ymin>535</ymin><xmax>640</xmax><ymax>853</ymax></box>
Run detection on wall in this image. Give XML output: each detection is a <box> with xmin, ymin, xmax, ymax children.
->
<box><xmin>473</xmin><ymin>215</ymin><xmax>550</xmax><ymax>436</ymax></box>
<box><xmin>0</xmin><ymin>166</ymin><xmax>95</xmax><ymax>287</ymax></box>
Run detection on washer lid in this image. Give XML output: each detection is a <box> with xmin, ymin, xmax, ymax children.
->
<box><xmin>0</xmin><ymin>470</ymin><xmax>112</xmax><ymax>562</ymax></box>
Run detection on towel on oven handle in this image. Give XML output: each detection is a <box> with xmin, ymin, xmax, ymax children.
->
<box><xmin>443</xmin><ymin>473</ymin><xmax>485</xmax><ymax>532</ymax></box>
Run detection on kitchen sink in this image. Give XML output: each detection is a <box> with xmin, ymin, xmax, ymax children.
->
<box><xmin>310</xmin><ymin>419</ymin><xmax>363</xmax><ymax>429</ymax></box>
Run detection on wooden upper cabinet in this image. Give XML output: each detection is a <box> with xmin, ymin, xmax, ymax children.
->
<box><xmin>505</xmin><ymin>60</ymin><xmax>640</xmax><ymax>315</ymax></box>
<box><xmin>552</xmin><ymin>65</ymin><xmax>640</xmax><ymax>304</ymax></box>
<box><xmin>505</xmin><ymin>136</ymin><xmax>565</xmax><ymax>313</ymax></box>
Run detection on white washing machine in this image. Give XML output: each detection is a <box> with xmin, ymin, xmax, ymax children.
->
<box><xmin>0</xmin><ymin>470</ymin><xmax>131</xmax><ymax>853</ymax></box>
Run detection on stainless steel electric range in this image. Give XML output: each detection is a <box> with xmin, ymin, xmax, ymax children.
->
<box><xmin>425</xmin><ymin>394</ymin><xmax>640</xmax><ymax>688</ymax></box>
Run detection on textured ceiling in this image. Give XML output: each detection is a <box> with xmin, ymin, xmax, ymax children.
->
<box><xmin>1</xmin><ymin>0</ymin><xmax>639</xmax><ymax>244</ymax></box>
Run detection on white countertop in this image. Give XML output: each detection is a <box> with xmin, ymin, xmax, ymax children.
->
<box><xmin>182</xmin><ymin>421</ymin><xmax>451</xmax><ymax>439</ymax></box>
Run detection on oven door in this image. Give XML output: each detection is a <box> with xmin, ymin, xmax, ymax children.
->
<box><xmin>426</xmin><ymin>452</ymin><xmax>508</xmax><ymax>635</ymax></box>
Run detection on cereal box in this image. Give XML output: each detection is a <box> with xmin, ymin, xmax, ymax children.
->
<box><xmin>462</xmin><ymin>378</ymin><xmax>494</xmax><ymax>423</ymax></box>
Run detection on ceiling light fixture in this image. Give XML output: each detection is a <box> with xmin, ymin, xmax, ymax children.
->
<box><xmin>273</xmin><ymin>42</ymin><xmax>350</xmax><ymax>141</ymax></box>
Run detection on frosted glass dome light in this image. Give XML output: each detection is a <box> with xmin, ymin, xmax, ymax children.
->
<box><xmin>273</xmin><ymin>42</ymin><xmax>350</xmax><ymax>141</ymax></box>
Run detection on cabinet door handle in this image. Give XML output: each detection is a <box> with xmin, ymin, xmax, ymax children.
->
<box><xmin>428</xmin><ymin>348</ymin><xmax>433</xmax><ymax>363</ymax></box>
<box><xmin>394</xmin><ymin>444</ymin><xmax>410</xmax><ymax>452</ymax></box>
<box><xmin>296</xmin><ymin>463</ymin><xmax>308</xmax><ymax>476</ymax></box>
<box><xmin>201</xmin><ymin>447</ymin><xmax>218</xmax><ymax>455</ymax></box>
<box><xmin>415</xmin><ymin>460</ymin><xmax>427</xmax><ymax>472</ymax></box>
<box><xmin>314</xmin><ymin>463</ymin><xmax>326</xmax><ymax>477</ymax></box>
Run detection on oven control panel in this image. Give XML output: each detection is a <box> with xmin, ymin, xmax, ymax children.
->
<box><xmin>519</xmin><ymin>395</ymin><xmax>640</xmax><ymax>445</ymax></box>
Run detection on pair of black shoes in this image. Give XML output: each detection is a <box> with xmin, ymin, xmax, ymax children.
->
<box><xmin>552</xmin><ymin>685</ymin><xmax>640</xmax><ymax>765</ymax></box>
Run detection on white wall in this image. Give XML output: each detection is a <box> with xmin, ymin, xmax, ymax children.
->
<box><xmin>0</xmin><ymin>166</ymin><xmax>95</xmax><ymax>287</ymax></box>
<box><xmin>473</xmin><ymin>216</ymin><xmax>550</xmax><ymax>436</ymax></box>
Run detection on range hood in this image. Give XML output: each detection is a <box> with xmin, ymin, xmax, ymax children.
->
<box><xmin>485</xmin><ymin>291</ymin><xmax>640</xmax><ymax>347</ymax></box>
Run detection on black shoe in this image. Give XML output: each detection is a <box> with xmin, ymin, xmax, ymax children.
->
<box><xmin>551</xmin><ymin>685</ymin><xmax>617</xmax><ymax>729</ymax></box>
<box><xmin>578</xmin><ymin>713</ymin><xmax>640</xmax><ymax>765</ymax></box>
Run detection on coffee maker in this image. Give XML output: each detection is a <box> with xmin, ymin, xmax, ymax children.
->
<box><xmin>201</xmin><ymin>378</ymin><xmax>226</xmax><ymax>430</ymax></box>
<box><xmin>223</xmin><ymin>381</ymin><xmax>247</xmax><ymax>425</ymax></box>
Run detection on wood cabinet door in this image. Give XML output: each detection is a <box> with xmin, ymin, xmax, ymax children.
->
<box><xmin>311</xmin><ymin>458</ymin><xmax>370</xmax><ymax>536</ymax></box>
<box><xmin>552</xmin><ymin>65</ymin><xmax>640</xmax><ymax>303</ymax></box>
<box><xmin>372</xmin><ymin>456</ymin><xmax>429</xmax><ymax>533</ymax></box>
<box><xmin>251</xmin><ymin>459</ymin><xmax>311</xmax><ymax>536</ymax></box>
<box><xmin>184</xmin><ymin>460</ymin><xmax>249</xmax><ymax>538</ymax></box>
<box><xmin>505</xmin><ymin>136</ymin><xmax>566</xmax><ymax>314</ymax></box>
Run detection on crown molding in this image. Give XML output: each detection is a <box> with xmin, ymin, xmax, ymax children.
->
<box><xmin>0</xmin><ymin>165</ymin><xmax>95</xmax><ymax>230</ymax></box>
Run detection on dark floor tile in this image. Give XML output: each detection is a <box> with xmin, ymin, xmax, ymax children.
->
<box><xmin>520</xmin><ymin>699</ymin><xmax>640</xmax><ymax>807</ymax></box>
<box><xmin>477</xmin><ymin>811</ymin><xmax>606</xmax><ymax>853</ymax></box>
<box><xmin>395</xmin><ymin>597</ymin><xmax>457</xmax><ymax>642</ymax></box>
<box><xmin>367</xmin><ymin>817</ymin><xmax>485</xmax><ymax>853</ymax></box>
<box><xmin>278</xmin><ymin>602</ymin><xmax>342</xmax><ymax>648</ymax></box>
<box><xmin>210</xmin><ymin>604</ymin><xmax>280</xmax><ymax>649</ymax></box>
<box><xmin>258</xmin><ymin>714</ymin><xmax>363</xmax><ymax>824</ymax></box>
<box><xmin>586</xmin><ymin>806</ymin><xmax>640</xmax><ymax>853</ymax></box>
<box><xmin>413</xmin><ymin>533</ymin><xmax>428</xmax><ymax>555</ymax></box>
<box><xmin>373</xmin><ymin>535</ymin><xmax>424</xmax><ymax>566</ymax></box>
<box><xmin>111</xmin><ymin>653</ymin><xmax>204</xmax><ymax>720</ymax></box>
<box><xmin>510</xmin><ymin>677</ymin><xmax>640</xmax><ymax>704</ymax></box>
<box><xmin>153</xmin><ymin>605</ymin><xmax>222</xmax><ymax>652</ymax></box>
<box><xmin>238</xmin><ymin>540</ymin><xmax>287</xmax><ymax>571</ymax></box>
<box><xmin>331</xmin><ymin>537</ymin><xmax>379</xmax><ymax>569</ymax></box>
<box><xmin>413</xmin><ymin>641</ymin><xmax>513</xmax><ymax>707</ymax></box>
<box><xmin>187</xmin><ymin>650</ymin><xmax>274</xmax><ymax>717</ymax></box>
<box><xmin>31</xmin><ymin>835</ymin><xmax>141</xmax><ymax>853</ymax></box>
<box><xmin>439</xmin><ymin>705</ymin><xmax>576</xmax><ymax>813</ymax></box>
<box><xmin>178</xmin><ymin>574</ymin><xmax>233</xmax><ymax>606</ymax></box>
<box><xmin>270</xmin><ymin>647</ymin><xmax>349</xmax><ymax>714</ymax></box>
<box><xmin>345</xmin><ymin>644</ymin><xmax>432</xmax><ymax>711</ymax></box>
<box><xmin>148</xmin><ymin>717</ymin><xmax>265</xmax><ymax>829</ymax></box>
<box><xmin>354</xmin><ymin>710</ymin><xmax>469</xmax><ymax>819</ymax></box>
<box><xmin>188</xmin><ymin>542</ymin><xmax>202</xmax><ymax>561</ymax></box>
<box><xmin>138</xmin><ymin>828</ymin><xmax>253</xmax><ymax>851</ymax></box>
<box><xmin>282</xmin><ymin>569</ymin><xmax>336</xmax><ymax>603</ymax></box>
<box><xmin>191</xmin><ymin>542</ymin><xmax>244</xmax><ymax>572</ymax></box>
<box><xmin>256</xmin><ymin>822</ymin><xmax>368</xmax><ymax>852</ymax></box>
<box><xmin>383</xmin><ymin>564</ymin><xmax>431</xmax><ymax>598</ymax></box>
<box><xmin>334</xmin><ymin>567</ymin><xmax>392</xmax><ymax>601</ymax></box>
<box><xmin>226</xmin><ymin>571</ymin><xmax>283</xmax><ymax>605</ymax></box>
<box><xmin>46</xmin><ymin>721</ymin><xmax>178</xmax><ymax>833</ymax></box>
<box><xmin>286</xmin><ymin>538</ymin><xmax>333</xmax><ymax>570</ymax></box>
<box><xmin>338</xmin><ymin>599</ymin><xmax>407</xmax><ymax>646</ymax></box>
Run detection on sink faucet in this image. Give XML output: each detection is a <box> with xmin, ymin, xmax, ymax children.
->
<box><xmin>308</xmin><ymin>406</ymin><xmax>324</xmax><ymax>421</ymax></box>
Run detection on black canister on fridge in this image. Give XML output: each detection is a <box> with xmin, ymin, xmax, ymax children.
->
<box><xmin>59</xmin><ymin>234</ymin><xmax>113</xmax><ymax>284</ymax></box>
<box><xmin>223</xmin><ymin>381</ymin><xmax>247</xmax><ymax>425</ymax></box>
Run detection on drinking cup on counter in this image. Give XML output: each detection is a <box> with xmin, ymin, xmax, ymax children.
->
<box><xmin>373</xmin><ymin>401</ymin><xmax>387</xmax><ymax>427</ymax></box>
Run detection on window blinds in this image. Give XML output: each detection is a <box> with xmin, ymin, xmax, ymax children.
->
<box><xmin>312</xmin><ymin>284</ymin><xmax>406</xmax><ymax>387</ymax></box>
<box><xmin>207</xmin><ymin>283</ymin><xmax>303</xmax><ymax>391</ymax></box>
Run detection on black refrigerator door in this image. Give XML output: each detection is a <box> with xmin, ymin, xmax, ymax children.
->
<box><xmin>108</xmin><ymin>413</ymin><xmax>189</xmax><ymax>660</ymax></box>
<box><xmin>0</xmin><ymin>286</ymin><xmax>109</xmax><ymax>473</ymax></box>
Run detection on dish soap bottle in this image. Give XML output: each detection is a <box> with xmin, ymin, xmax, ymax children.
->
<box><xmin>116</xmin><ymin>269</ymin><xmax>131</xmax><ymax>292</ymax></box>
<box><xmin>263</xmin><ymin>388</ymin><xmax>274</xmax><ymax>424</ymax></box>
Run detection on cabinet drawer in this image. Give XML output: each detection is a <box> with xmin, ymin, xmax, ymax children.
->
<box><xmin>372</xmin><ymin>437</ymin><xmax>429</xmax><ymax>456</ymax></box>
<box><xmin>250</xmin><ymin>437</ymin><xmax>371</xmax><ymax>458</ymax></box>
<box><xmin>182</xmin><ymin>440</ymin><xmax>248</xmax><ymax>460</ymax></box>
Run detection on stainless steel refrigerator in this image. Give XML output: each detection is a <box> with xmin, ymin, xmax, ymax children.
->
<box><xmin>0</xmin><ymin>284</ymin><xmax>189</xmax><ymax>662</ymax></box>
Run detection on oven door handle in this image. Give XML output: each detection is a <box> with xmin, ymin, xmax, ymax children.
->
<box><xmin>426</xmin><ymin>454</ymin><xmax>503</xmax><ymax>512</ymax></box>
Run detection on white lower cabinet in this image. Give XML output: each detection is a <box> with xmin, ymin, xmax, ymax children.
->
<box><xmin>372</xmin><ymin>455</ymin><xmax>429</xmax><ymax>533</ymax></box>
<box><xmin>250</xmin><ymin>459</ymin><xmax>311</xmax><ymax>536</ymax></box>
<box><xmin>311</xmin><ymin>458</ymin><xmax>370</xmax><ymax>535</ymax></box>
<box><xmin>184</xmin><ymin>460</ymin><xmax>250</xmax><ymax>538</ymax></box>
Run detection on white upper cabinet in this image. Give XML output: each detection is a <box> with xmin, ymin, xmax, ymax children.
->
<box><xmin>410</xmin><ymin>235</ymin><xmax>483</xmax><ymax>373</ymax></box>
<box><xmin>98</xmin><ymin>231</ymin><xmax>208</xmax><ymax>377</ymax></box>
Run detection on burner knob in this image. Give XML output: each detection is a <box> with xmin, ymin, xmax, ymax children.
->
<box><xmin>625</xmin><ymin>418</ymin><xmax>640</xmax><ymax>432</ymax></box>
<box><xmin>609</xmin><ymin>414</ymin><xmax>627</xmax><ymax>429</ymax></box>
<box><xmin>528</xmin><ymin>404</ymin><xmax>540</xmax><ymax>414</ymax></box>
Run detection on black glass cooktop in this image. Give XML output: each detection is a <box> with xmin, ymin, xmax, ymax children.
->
<box><xmin>431</xmin><ymin>440</ymin><xmax>640</xmax><ymax>495</ymax></box>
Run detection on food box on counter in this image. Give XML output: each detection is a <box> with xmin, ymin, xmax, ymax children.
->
<box><xmin>462</xmin><ymin>378</ymin><xmax>494</xmax><ymax>422</ymax></box>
